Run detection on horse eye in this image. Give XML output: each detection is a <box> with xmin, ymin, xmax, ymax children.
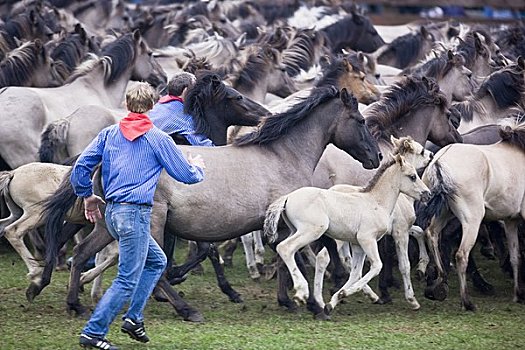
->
<box><xmin>236</xmin><ymin>95</ymin><xmax>243</xmax><ymax>100</ymax></box>
<box><xmin>409</xmin><ymin>174</ymin><xmax>417</xmax><ymax>181</ymax></box>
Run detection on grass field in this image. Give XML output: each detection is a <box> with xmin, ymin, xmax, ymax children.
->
<box><xmin>1</xmin><ymin>239</ymin><xmax>525</xmax><ymax>350</ymax></box>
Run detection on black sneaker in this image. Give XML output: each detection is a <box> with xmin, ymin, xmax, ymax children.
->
<box><xmin>79</xmin><ymin>334</ymin><xmax>119</xmax><ymax>350</ymax></box>
<box><xmin>121</xmin><ymin>318</ymin><xmax>150</xmax><ymax>343</ymax></box>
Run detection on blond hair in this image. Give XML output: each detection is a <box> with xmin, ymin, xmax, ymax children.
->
<box><xmin>125</xmin><ymin>82</ymin><xmax>157</xmax><ymax>113</ymax></box>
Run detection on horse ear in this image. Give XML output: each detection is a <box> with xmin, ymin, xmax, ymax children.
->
<box><xmin>395</xmin><ymin>154</ymin><xmax>406</xmax><ymax>167</ymax></box>
<box><xmin>403</xmin><ymin>139</ymin><xmax>414</xmax><ymax>153</ymax></box>
<box><xmin>390</xmin><ymin>135</ymin><xmax>401</xmax><ymax>148</ymax></box>
<box><xmin>420</xmin><ymin>26</ymin><xmax>433</xmax><ymax>41</ymax></box>
<box><xmin>447</xmin><ymin>49</ymin><xmax>454</xmax><ymax>61</ymax></box>
<box><xmin>340</xmin><ymin>88</ymin><xmax>358</xmax><ymax>110</ymax></box>
<box><xmin>343</xmin><ymin>58</ymin><xmax>353</xmax><ymax>72</ymax></box>
<box><xmin>211</xmin><ymin>74</ymin><xmax>221</xmax><ymax>87</ymax></box>
<box><xmin>132</xmin><ymin>29</ymin><xmax>141</xmax><ymax>42</ymax></box>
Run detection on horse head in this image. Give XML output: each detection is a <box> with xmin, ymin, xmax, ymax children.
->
<box><xmin>332</xmin><ymin>87</ymin><xmax>381</xmax><ymax>169</ymax></box>
<box><xmin>394</xmin><ymin>154</ymin><xmax>431</xmax><ymax>202</ymax></box>
<box><xmin>391</xmin><ymin>136</ymin><xmax>433</xmax><ymax>170</ymax></box>
<box><xmin>443</xmin><ymin>50</ymin><xmax>474</xmax><ymax>102</ymax></box>
<box><xmin>262</xmin><ymin>45</ymin><xmax>298</xmax><ymax>98</ymax></box>
<box><xmin>130</xmin><ymin>30</ymin><xmax>167</xmax><ymax>88</ymax></box>
<box><xmin>337</xmin><ymin>58</ymin><xmax>380</xmax><ymax>105</ymax></box>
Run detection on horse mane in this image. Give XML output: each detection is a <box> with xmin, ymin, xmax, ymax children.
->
<box><xmin>410</xmin><ymin>53</ymin><xmax>455</xmax><ymax>80</ymax></box>
<box><xmin>230</xmin><ymin>44</ymin><xmax>274</xmax><ymax>89</ymax></box>
<box><xmin>377</xmin><ymin>30</ymin><xmax>426</xmax><ymax>68</ymax></box>
<box><xmin>366</xmin><ymin>75</ymin><xmax>448</xmax><ymax>139</ymax></box>
<box><xmin>50</xmin><ymin>33</ymin><xmax>93</xmax><ymax>81</ymax></box>
<box><xmin>282</xmin><ymin>28</ymin><xmax>323</xmax><ymax>77</ymax></box>
<box><xmin>0</xmin><ymin>40</ymin><xmax>46</xmax><ymax>87</ymax></box>
<box><xmin>499</xmin><ymin>115</ymin><xmax>525</xmax><ymax>151</ymax></box>
<box><xmin>184</xmin><ymin>71</ymin><xmax>227</xmax><ymax>136</ymax></box>
<box><xmin>361</xmin><ymin>158</ymin><xmax>396</xmax><ymax>192</ymax></box>
<box><xmin>475</xmin><ymin>65</ymin><xmax>525</xmax><ymax>109</ymax></box>
<box><xmin>315</xmin><ymin>56</ymin><xmax>359</xmax><ymax>87</ymax></box>
<box><xmin>66</xmin><ymin>33</ymin><xmax>137</xmax><ymax>86</ymax></box>
<box><xmin>234</xmin><ymin>85</ymin><xmax>339</xmax><ymax>146</ymax></box>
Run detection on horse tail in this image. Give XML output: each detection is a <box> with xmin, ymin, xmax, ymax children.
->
<box><xmin>0</xmin><ymin>171</ymin><xmax>14</xmax><ymax>236</ymax></box>
<box><xmin>41</xmin><ymin>167</ymin><xmax>80</xmax><ymax>264</ymax></box>
<box><xmin>415</xmin><ymin>160</ymin><xmax>457</xmax><ymax>230</ymax></box>
<box><xmin>39</xmin><ymin>117</ymin><xmax>71</xmax><ymax>163</ymax></box>
<box><xmin>263</xmin><ymin>195</ymin><xmax>288</xmax><ymax>244</ymax></box>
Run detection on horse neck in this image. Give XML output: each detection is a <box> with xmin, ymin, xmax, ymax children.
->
<box><xmin>200</xmin><ymin>108</ymin><xmax>228</xmax><ymax>145</ymax></box>
<box><xmin>269</xmin><ymin>101</ymin><xmax>339</xmax><ymax>173</ymax></box>
<box><xmin>370</xmin><ymin>106</ymin><xmax>435</xmax><ymax>147</ymax></box>
<box><xmin>457</xmin><ymin>96</ymin><xmax>498</xmax><ymax>133</ymax></box>
<box><xmin>367</xmin><ymin>164</ymin><xmax>402</xmax><ymax>214</ymax></box>
<box><xmin>233</xmin><ymin>63</ymin><xmax>269</xmax><ymax>103</ymax></box>
<box><xmin>71</xmin><ymin>63</ymin><xmax>132</xmax><ymax>108</ymax></box>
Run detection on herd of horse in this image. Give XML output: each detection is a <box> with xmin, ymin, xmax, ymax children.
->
<box><xmin>1</xmin><ymin>0</ymin><xmax>525</xmax><ymax>323</ymax></box>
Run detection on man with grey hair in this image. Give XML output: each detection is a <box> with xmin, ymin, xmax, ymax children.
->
<box><xmin>148</xmin><ymin>72</ymin><xmax>214</xmax><ymax>147</ymax></box>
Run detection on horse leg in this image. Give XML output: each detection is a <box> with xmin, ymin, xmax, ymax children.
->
<box><xmin>220</xmin><ymin>238</ymin><xmax>238</xmax><ymax>267</ymax></box>
<box><xmin>276</xmin><ymin>226</ymin><xmax>325</xmax><ymax>305</ymax></box>
<box><xmin>325</xmin><ymin>244</ymin><xmax>369</xmax><ymax>314</ymax></box>
<box><xmin>206</xmin><ymin>243</ymin><xmax>243</xmax><ymax>303</ymax></box>
<box><xmin>320</xmin><ymin>236</ymin><xmax>348</xmax><ymax>293</ymax></box>
<box><xmin>409</xmin><ymin>225</ymin><xmax>430</xmax><ymax>280</ymax></box>
<box><xmin>455</xmin><ymin>206</ymin><xmax>484</xmax><ymax>311</ymax></box>
<box><xmin>4</xmin><ymin>213</ymin><xmax>45</xmax><ymax>286</ymax></box>
<box><xmin>313</xmin><ymin>247</ymin><xmax>330</xmax><ymax>311</ymax></box>
<box><xmin>186</xmin><ymin>240</ymin><xmax>204</xmax><ymax>274</ymax></box>
<box><xmin>487</xmin><ymin>221</ymin><xmax>512</xmax><ymax>277</ymax></box>
<box><xmin>166</xmin><ymin>241</ymin><xmax>209</xmax><ymax>285</ymax></box>
<box><xmin>67</xmin><ymin>224</ymin><xmax>114</xmax><ymax>317</ymax></box>
<box><xmin>156</xmin><ymin>277</ymin><xmax>204</xmax><ymax>322</ymax></box>
<box><xmin>253</xmin><ymin>230</ymin><xmax>266</xmax><ymax>269</ymax></box>
<box><xmin>81</xmin><ymin>241</ymin><xmax>118</xmax><ymax>286</ymax></box>
<box><xmin>466</xmin><ymin>249</ymin><xmax>495</xmax><ymax>295</ymax></box>
<box><xmin>504</xmin><ymin>219</ymin><xmax>525</xmax><ymax>303</ymax></box>
<box><xmin>478</xmin><ymin>223</ymin><xmax>496</xmax><ymax>259</ymax></box>
<box><xmin>377</xmin><ymin>235</ymin><xmax>395</xmax><ymax>304</ymax></box>
<box><xmin>27</xmin><ymin>223</ymin><xmax>85</xmax><ymax>302</ymax></box>
<box><xmin>241</xmin><ymin>232</ymin><xmax>260</xmax><ymax>280</ymax></box>
<box><xmin>424</xmin><ymin>211</ymin><xmax>452</xmax><ymax>301</ymax></box>
<box><xmin>275</xmin><ymin>255</ymin><xmax>297</xmax><ymax>311</ymax></box>
<box><xmin>392</xmin><ymin>227</ymin><xmax>420</xmax><ymax>310</ymax></box>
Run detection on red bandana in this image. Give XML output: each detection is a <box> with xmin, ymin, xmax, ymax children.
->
<box><xmin>119</xmin><ymin>112</ymin><xmax>153</xmax><ymax>141</ymax></box>
<box><xmin>158</xmin><ymin>95</ymin><xmax>184</xmax><ymax>104</ymax></box>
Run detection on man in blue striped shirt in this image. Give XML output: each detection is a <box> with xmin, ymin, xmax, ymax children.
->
<box><xmin>149</xmin><ymin>72</ymin><xmax>214</xmax><ymax>147</ymax></box>
<box><xmin>72</xmin><ymin>82</ymin><xmax>205</xmax><ymax>350</ymax></box>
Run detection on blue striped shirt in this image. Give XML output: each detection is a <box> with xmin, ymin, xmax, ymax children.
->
<box><xmin>70</xmin><ymin>124</ymin><xmax>204</xmax><ymax>205</ymax></box>
<box><xmin>148</xmin><ymin>100</ymin><xmax>214</xmax><ymax>147</ymax></box>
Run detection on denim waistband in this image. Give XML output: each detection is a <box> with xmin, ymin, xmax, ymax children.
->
<box><xmin>107</xmin><ymin>201</ymin><xmax>153</xmax><ymax>208</ymax></box>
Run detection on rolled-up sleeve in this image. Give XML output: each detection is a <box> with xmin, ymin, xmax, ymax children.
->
<box><xmin>150</xmin><ymin>132</ymin><xmax>204</xmax><ymax>184</ymax></box>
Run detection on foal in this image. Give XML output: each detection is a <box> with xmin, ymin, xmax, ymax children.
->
<box><xmin>264</xmin><ymin>154</ymin><xmax>430</xmax><ymax>315</ymax></box>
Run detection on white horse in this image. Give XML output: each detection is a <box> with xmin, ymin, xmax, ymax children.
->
<box><xmin>264</xmin><ymin>154</ymin><xmax>431</xmax><ymax>316</ymax></box>
<box><xmin>312</xmin><ymin>136</ymin><xmax>433</xmax><ymax>311</ymax></box>
<box><xmin>420</xmin><ymin>118</ymin><xmax>525</xmax><ymax>311</ymax></box>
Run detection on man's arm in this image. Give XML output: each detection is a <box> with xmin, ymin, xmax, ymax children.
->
<box><xmin>150</xmin><ymin>132</ymin><xmax>205</xmax><ymax>184</ymax></box>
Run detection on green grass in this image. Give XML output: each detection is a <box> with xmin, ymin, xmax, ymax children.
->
<box><xmin>1</xmin><ymin>239</ymin><xmax>525</xmax><ymax>350</ymax></box>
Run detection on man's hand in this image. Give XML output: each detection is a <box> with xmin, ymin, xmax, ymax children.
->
<box><xmin>187</xmin><ymin>153</ymin><xmax>206</xmax><ymax>169</ymax></box>
<box><xmin>84</xmin><ymin>195</ymin><xmax>105</xmax><ymax>223</ymax></box>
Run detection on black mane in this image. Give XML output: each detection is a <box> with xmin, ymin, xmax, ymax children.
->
<box><xmin>234</xmin><ymin>85</ymin><xmax>339</xmax><ymax>146</ymax></box>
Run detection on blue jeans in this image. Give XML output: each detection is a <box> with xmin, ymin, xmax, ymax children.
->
<box><xmin>82</xmin><ymin>202</ymin><xmax>167</xmax><ymax>338</ymax></box>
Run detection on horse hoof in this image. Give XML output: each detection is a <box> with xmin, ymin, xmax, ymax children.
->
<box><xmin>463</xmin><ymin>301</ymin><xmax>477</xmax><ymax>312</ymax></box>
<box><xmin>293</xmin><ymin>295</ymin><xmax>306</xmax><ymax>306</ymax></box>
<box><xmin>168</xmin><ymin>275</ymin><xmax>188</xmax><ymax>285</ymax></box>
<box><xmin>67</xmin><ymin>304</ymin><xmax>88</xmax><ymax>318</ymax></box>
<box><xmin>324</xmin><ymin>304</ymin><xmax>333</xmax><ymax>315</ymax></box>
<box><xmin>424</xmin><ymin>281</ymin><xmax>449</xmax><ymax>301</ymax></box>
<box><xmin>314</xmin><ymin>312</ymin><xmax>331</xmax><ymax>321</ymax></box>
<box><xmin>25</xmin><ymin>283</ymin><xmax>40</xmax><ymax>303</ymax></box>
<box><xmin>229</xmin><ymin>294</ymin><xmax>243</xmax><ymax>303</ymax></box>
<box><xmin>184</xmin><ymin>312</ymin><xmax>205</xmax><ymax>323</ymax></box>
